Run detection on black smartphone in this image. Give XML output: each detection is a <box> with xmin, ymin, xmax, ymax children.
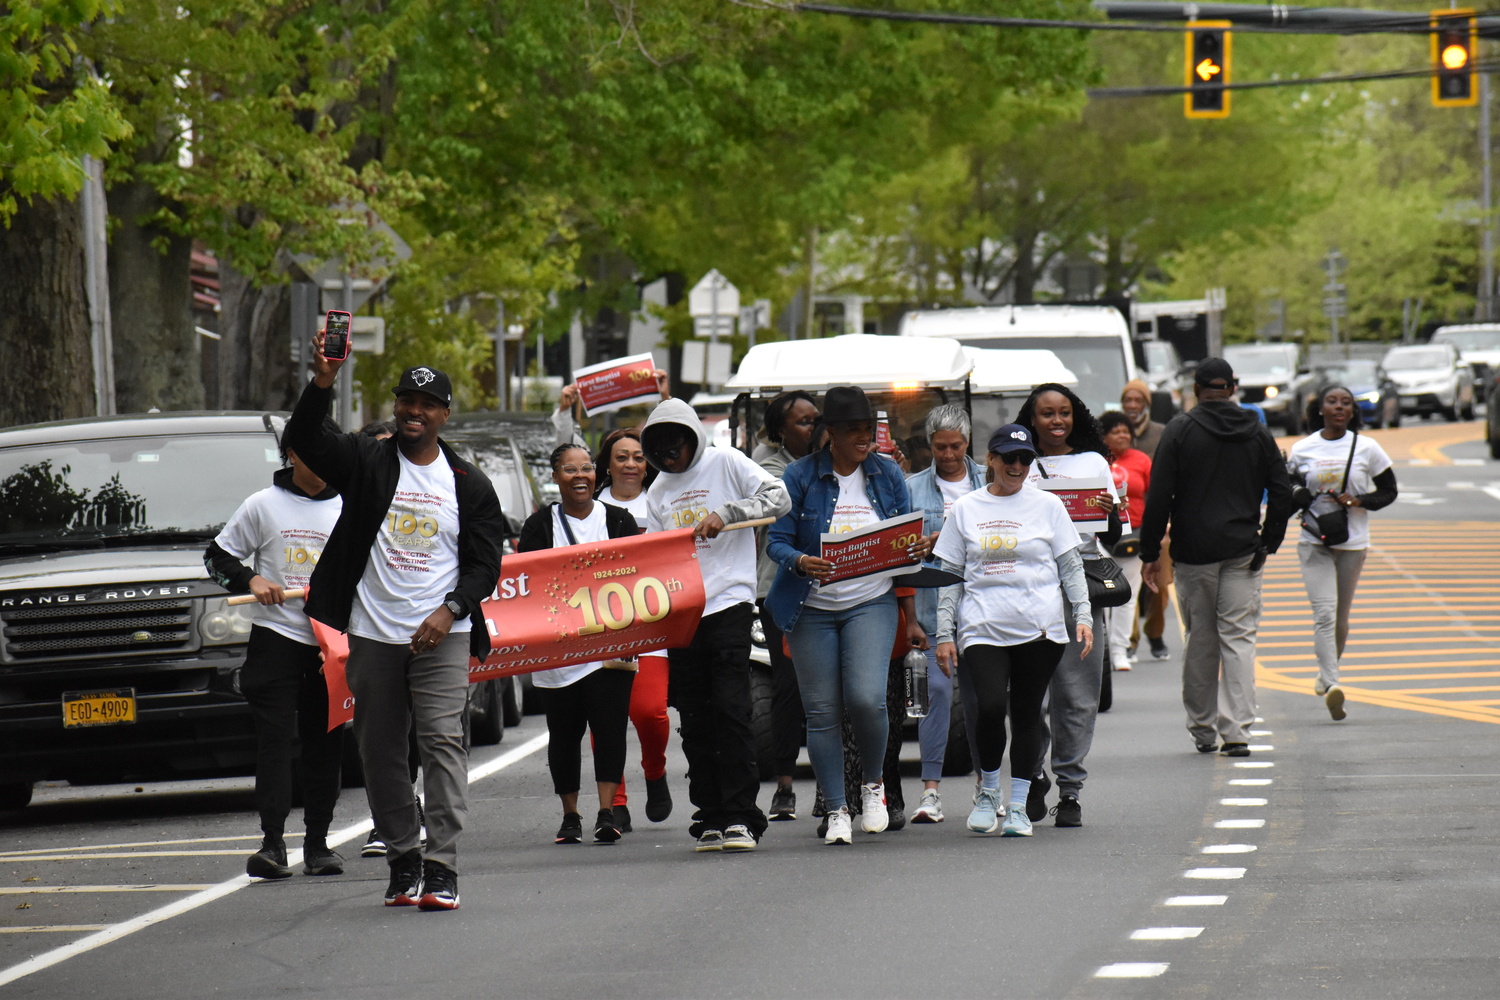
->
<box><xmin>322</xmin><ymin>310</ymin><xmax>352</xmax><ymax>360</ymax></box>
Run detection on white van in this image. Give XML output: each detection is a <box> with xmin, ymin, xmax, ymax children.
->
<box><xmin>898</xmin><ymin>304</ymin><xmax>1136</xmax><ymax>415</ymax></box>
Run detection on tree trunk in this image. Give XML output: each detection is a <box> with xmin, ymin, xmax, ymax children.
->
<box><xmin>0</xmin><ymin>196</ymin><xmax>96</xmax><ymax>427</ymax></box>
<box><xmin>217</xmin><ymin>258</ymin><xmax>294</xmax><ymax>411</ymax></box>
<box><xmin>107</xmin><ymin>179</ymin><xmax>203</xmax><ymax>413</ymax></box>
<box><xmin>1012</xmin><ymin>228</ymin><xmax>1039</xmax><ymax>304</ymax></box>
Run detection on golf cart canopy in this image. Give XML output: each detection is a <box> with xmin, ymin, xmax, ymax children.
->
<box><xmin>965</xmin><ymin>347</ymin><xmax>1077</xmax><ymax>394</ymax></box>
<box><xmin>723</xmin><ymin>334</ymin><xmax>972</xmax><ymax>397</ymax></box>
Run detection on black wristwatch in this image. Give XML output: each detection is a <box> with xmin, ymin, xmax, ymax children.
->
<box><xmin>443</xmin><ymin>598</ymin><xmax>464</xmax><ymax>617</ymax></box>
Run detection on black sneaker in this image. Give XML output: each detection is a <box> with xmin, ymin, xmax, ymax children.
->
<box><xmin>613</xmin><ymin>803</ymin><xmax>633</xmax><ymax>834</ymax></box>
<box><xmin>416</xmin><ymin>860</ymin><xmax>459</xmax><ymax>911</ymax></box>
<box><xmin>1050</xmin><ymin>794</ymin><xmax>1082</xmax><ymax>828</ymax></box>
<box><xmin>1220</xmin><ymin>742</ymin><xmax>1251</xmax><ymax>757</ymax></box>
<box><xmin>302</xmin><ymin>840</ymin><xmax>344</xmax><ymax>876</ymax></box>
<box><xmin>383</xmin><ymin>848</ymin><xmax>423</xmax><ymax>906</ymax></box>
<box><xmin>1025</xmin><ymin>772</ymin><xmax>1052</xmax><ymax>822</ymax></box>
<box><xmin>887</xmin><ymin>806</ymin><xmax>906</xmax><ymax>832</ymax></box>
<box><xmin>769</xmin><ymin>784</ymin><xmax>797</xmax><ymax>821</ymax></box>
<box><xmin>361</xmin><ymin>828</ymin><xmax>387</xmax><ymax>858</ymax></box>
<box><xmin>1196</xmin><ymin>741</ymin><xmax>1218</xmax><ymax>754</ymax></box>
<box><xmin>246</xmin><ymin>835</ymin><xmax>292</xmax><ymax>880</ymax></box>
<box><xmin>1149</xmin><ymin>637</ymin><xmax>1169</xmax><ymax>659</ymax></box>
<box><xmin>644</xmin><ymin>776</ymin><xmax>673</xmax><ymax>822</ymax></box>
<box><xmin>594</xmin><ymin>808</ymin><xmax>621</xmax><ymax>844</ymax></box>
<box><xmin>555</xmin><ymin>812</ymin><xmax>584</xmax><ymax>845</ymax></box>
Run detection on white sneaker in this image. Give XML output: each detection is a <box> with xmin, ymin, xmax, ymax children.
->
<box><xmin>911</xmin><ymin>788</ymin><xmax>944</xmax><ymax>823</ymax></box>
<box><xmin>1001</xmin><ymin>802</ymin><xmax>1033</xmax><ymax>837</ymax></box>
<box><xmin>860</xmin><ymin>783</ymin><xmax>889</xmax><ymax>834</ymax></box>
<box><xmin>824</xmin><ymin>806</ymin><xmax>853</xmax><ymax>845</ymax></box>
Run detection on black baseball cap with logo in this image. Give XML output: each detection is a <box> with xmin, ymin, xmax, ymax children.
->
<box><xmin>1194</xmin><ymin>357</ymin><xmax>1237</xmax><ymax>389</ymax></box>
<box><xmin>391</xmin><ymin>366</ymin><xmax>452</xmax><ymax>407</ymax></box>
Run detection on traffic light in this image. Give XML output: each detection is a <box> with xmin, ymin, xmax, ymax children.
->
<box><xmin>1185</xmin><ymin>21</ymin><xmax>1232</xmax><ymax>119</ymax></box>
<box><xmin>1431</xmin><ymin>10</ymin><xmax>1477</xmax><ymax>108</ymax></box>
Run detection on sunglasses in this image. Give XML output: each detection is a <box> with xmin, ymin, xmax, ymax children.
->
<box><xmin>998</xmin><ymin>452</ymin><xmax>1035</xmax><ymax>465</ymax></box>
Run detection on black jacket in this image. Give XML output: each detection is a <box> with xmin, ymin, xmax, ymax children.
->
<box><xmin>517</xmin><ymin>502</ymin><xmax>639</xmax><ymax>554</ymax></box>
<box><xmin>1139</xmin><ymin>401</ymin><xmax>1294</xmax><ymax>566</ymax></box>
<box><xmin>283</xmin><ymin>380</ymin><xmax>505</xmax><ymax>659</ymax></box>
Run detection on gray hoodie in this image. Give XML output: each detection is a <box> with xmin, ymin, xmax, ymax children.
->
<box><xmin>641</xmin><ymin>398</ymin><xmax>791</xmax><ymax>614</ymax></box>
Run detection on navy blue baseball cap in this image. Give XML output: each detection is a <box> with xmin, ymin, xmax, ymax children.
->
<box><xmin>988</xmin><ymin>423</ymin><xmax>1036</xmax><ymax>455</ymax></box>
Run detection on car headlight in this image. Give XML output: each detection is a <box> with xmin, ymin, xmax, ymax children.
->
<box><xmin>1356</xmin><ymin>390</ymin><xmax>1380</xmax><ymax>402</ymax></box>
<box><xmin>1263</xmin><ymin>385</ymin><xmax>1279</xmax><ymax>398</ymax></box>
<box><xmin>199</xmin><ymin>596</ymin><xmax>256</xmax><ymax>645</ymax></box>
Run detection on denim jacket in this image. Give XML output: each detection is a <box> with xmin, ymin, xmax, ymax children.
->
<box><xmin>905</xmin><ymin>457</ymin><xmax>985</xmax><ymax>633</ymax></box>
<box><xmin>765</xmin><ymin>449</ymin><xmax>914</xmax><ymax>633</ymax></box>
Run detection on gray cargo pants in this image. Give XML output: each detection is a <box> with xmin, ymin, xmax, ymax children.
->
<box><xmin>346</xmin><ymin>632</ymin><xmax>470</xmax><ymax>870</ymax></box>
<box><xmin>1174</xmin><ymin>554</ymin><xmax>1263</xmax><ymax>747</ymax></box>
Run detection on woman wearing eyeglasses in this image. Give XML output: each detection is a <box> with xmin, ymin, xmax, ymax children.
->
<box><xmin>932</xmin><ymin>424</ymin><xmax>1092</xmax><ymax>838</ymax></box>
<box><xmin>517</xmin><ymin>444</ymin><xmax>640</xmax><ymax>845</ymax></box>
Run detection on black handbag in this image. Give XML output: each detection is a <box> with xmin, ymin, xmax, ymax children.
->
<box><xmin>1111</xmin><ymin>532</ymin><xmax>1141</xmax><ymax>559</ymax></box>
<box><xmin>1302</xmin><ymin>432</ymin><xmax>1357</xmax><ymax>547</ymax></box>
<box><xmin>1084</xmin><ymin>556</ymin><xmax>1133</xmax><ymax>608</ymax></box>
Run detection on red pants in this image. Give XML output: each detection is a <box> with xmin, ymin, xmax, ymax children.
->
<box><xmin>613</xmin><ymin>655</ymin><xmax>670</xmax><ymax>807</ymax></box>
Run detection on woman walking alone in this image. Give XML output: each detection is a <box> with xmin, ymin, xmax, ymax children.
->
<box><xmin>1287</xmin><ymin>386</ymin><xmax>1397</xmax><ymax>720</ymax></box>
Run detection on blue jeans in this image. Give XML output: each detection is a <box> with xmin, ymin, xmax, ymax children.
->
<box><xmin>786</xmin><ymin>592</ymin><xmax>898</xmax><ymax>811</ymax></box>
<box><xmin>916</xmin><ymin>645</ymin><xmax>954</xmax><ymax>782</ymax></box>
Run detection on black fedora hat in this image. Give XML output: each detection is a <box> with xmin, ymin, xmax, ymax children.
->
<box><xmin>821</xmin><ymin>385</ymin><xmax>876</xmax><ymax>424</ymax></box>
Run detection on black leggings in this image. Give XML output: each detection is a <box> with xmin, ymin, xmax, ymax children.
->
<box><xmin>541</xmin><ymin>668</ymin><xmax>635</xmax><ymax>796</ymax></box>
<box><xmin>963</xmin><ymin>639</ymin><xmax>1067</xmax><ymax>776</ymax></box>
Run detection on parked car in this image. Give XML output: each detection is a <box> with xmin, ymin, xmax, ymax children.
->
<box><xmin>1301</xmin><ymin>359</ymin><xmax>1401</xmax><ymax>429</ymax></box>
<box><xmin>1381</xmin><ymin>343</ymin><xmax>1475</xmax><ymax>421</ymax></box>
<box><xmin>1223</xmin><ymin>343</ymin><xmax>1318</xmax><ymax>434</ymax></box>
<box><xmin>1431</xmin><ymin>324</ymin><xmax>1500</xmax><ymax>385</ymax></box>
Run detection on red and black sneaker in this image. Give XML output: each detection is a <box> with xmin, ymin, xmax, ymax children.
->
<box><xmin>383</xmin><ymin>848</ymin><xmax>423</xmax><ymax>906</ymax></box>
<box><xmin>417</xmin><ymin>860</ymin><xmax>460</xmax><ymax>911</ymax></box>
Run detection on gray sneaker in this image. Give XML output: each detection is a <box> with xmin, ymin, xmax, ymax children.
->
<box><xmin>911</xmin><ymin>788</ymin><xmax>944</xmax><ymax>823</ymax></box>
<box><xmin>694</xmin><ymin>829</ymin><xmax>724</xmax><ymax>852</ymax></box>
<box><xmin>721</xmin><ymin>825</ymin><xmax>757</xmax><ymax>851</ymax></box>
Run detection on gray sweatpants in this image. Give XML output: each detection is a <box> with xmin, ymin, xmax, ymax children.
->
<box><xmin>346</xmin><ymin>632</ymin><xmax>470</xmax><ymax>871</ymax></box>
<box><xmin>1036</xmin><ymin>605</ymin><xmax>1107</xmax><ymax>798</ymax></box>
<box><xmin>1297</xmin><ymin>543</ymin><xmax>1367</xmax><ymax>690</ymax></box>
<box><xmin>1174</xmin><ymin>554</ymin><xmax>1263</xmax><ymax>746</ymax></box>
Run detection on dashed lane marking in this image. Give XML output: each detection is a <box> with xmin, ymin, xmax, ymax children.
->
<box><xmin>1095</xmin><ymin>962</ymin><xmax>1170</xmax><ymax>978</ymax></box>
<box><xmin>1130</xmin><ymin>928</ymin><xmax>1203</xmax><ymax>940</ymax></box>
<box><xmin>1164</xmin><ymin>896</ymin><xmax>1228</xmax><ymax>906</ymax></box>
<box><xmin>0</xmin><ymin>886</ymin><xmax>214</xmax><ymax>895</ymax></box>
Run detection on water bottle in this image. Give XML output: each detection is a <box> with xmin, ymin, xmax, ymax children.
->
<box><xmin>903</xmin><ymin>649</ymin><xmax>929</xmax><ymax>720</ymax></box>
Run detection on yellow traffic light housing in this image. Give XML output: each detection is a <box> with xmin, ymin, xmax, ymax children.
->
<box><xmin>1431</xmin><ymin>10</ymin><xmax>1477</xmax><ymax>108</ymax></box>
<box><xmin>1185</xmin><ymin>21</ymin><xmax>1232</xmax><ymax>119</ymax></box>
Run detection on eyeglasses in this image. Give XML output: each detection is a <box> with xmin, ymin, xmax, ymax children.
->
<box><xmin>559</xmin><ymin>464</ymin><xmax>594</xmax><ymax>475</ymax></box>
<box><xmin>998</xmin><ymin>452</ymin><xmax>1035</xmax><ymax>465</ymax></box>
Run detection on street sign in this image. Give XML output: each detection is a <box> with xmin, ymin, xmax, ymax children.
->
<box><xmin>693</xmin><ymin>316</ymin><xmax>736</xmax><ymax>339</ymax></box>
<box><xmin>689</xmin><ymin>269</ymin><xmax>740</xmax><ymax>318</ymax></box>
<box><xmin>1185</xmin><ymin>21</ymin><xmax>1232</xmax><ymax>119</ymax></box>
<box><xmin>290</xmin><ymin>202</ymin><xmax>412</xmax><ymax>312</ymax></box>
<box><xmin>682</xmin><ymin>340</ymin><xmax>732</xmax><ymax>387</ymax></box>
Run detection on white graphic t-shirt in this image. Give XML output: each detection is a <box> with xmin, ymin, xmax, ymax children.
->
<box><xmin>1287</xmin><ymin>431</ymin><xmax>1392</xmax><ymax>550</ymax></box>
<box><xmin>532</xmin><ymin>503</ymin><xmax>609</xmax><ymax>689</ymax></box>
<box><xmin>214</xmin><ymin>485</ymin><xmax>342</xmax><ymax>645</ymax></box>
<box><xmin>937</xmin><ymin>472</ymin><xmax>972</xmax><ymax>516</ymax></box>
<box><xmin>646</xmin><ymin>448</ymin><xmax>776</xmax><ymax>616</ymax></box>
<box><xmin>1026</xmin><ymin>450</ymin><xmax>1120</xmax><ymax>555</ymax></box>
<box><xmin>600</xmin><ymin>488</ymin><xmax>650</xmax><ymax>528</ymax></box>
<box><xmin>932</xmin><ymin>486</ymin><xmax>1080</xmax><ymax>648</ymax></box>
<box><xmin>806</xmin><ymin>466</ymin><xmax>892</xmax><ymax>611</ymax></box>
<box><xmin>349</xmin><ymin>451</ymin><xmax>471</xmax><ymax>642</ymax></box>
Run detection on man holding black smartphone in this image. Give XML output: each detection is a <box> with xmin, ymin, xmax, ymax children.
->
<box><xmin>1139</xmin><ymin>358</ymin><xmax>1294</xmax><ymax>758</ymax></box>
<box><xmin>285</xmin><ymin>338</ymin><xmax>504</xmax><ymax>912</ymax></box>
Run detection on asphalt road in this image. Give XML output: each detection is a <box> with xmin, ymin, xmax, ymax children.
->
<box><xmin>3</xmin><ymin>419</ymin><xmax>1499</xmax><ymax>999</ymax></box>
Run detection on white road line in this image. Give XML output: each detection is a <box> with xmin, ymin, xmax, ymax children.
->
<box><xmin>1249</xmin><ymin>729</ymin><xmax>1273</xmax><ymax>736</ymax></box>
<box><xmin>0</xmin><ymin>836</ymin><xmax>269</xmax><ymax>858</ymax></box>
<box><xmin>0</xmin><ymin>886</ymin><xmax>213</xmax><ymax>895</ymax></box>
<box><xmin>1229</xmin><ymin>778</ymin><xmax>1273</xmax><ymax>786</ymax></box>
<box><xmin>1482</xmin><ymin>486</ymin><xmax>1500</xmax><ymax>505</ymax></box>
<box><xmin>1202</xmin><ymin>844</ymin><xmax>1257</xmax><ymax>854</ymax></box>
<box><xmin>1131</xmin><ymin>927</ymin><xmax>1203</xmax><ymax>940</ymax></box>
<box><xmin>0</xmin><ymin>927</ymin><xmax>111</xmax><ymax>935</ymax></box>
<box><xmin>3</xmin><ymin>851</ymin><xmax>248</xmax><ymax>862</ymax></box>
<box><xmin>1453</xmin><ymin>458</ymin><xmax>1485</xmax><ymax>466</ymax></box>
<box><xmin>1184</xmin><ymin>868</ymin><xmax>1246</xmax><ymax>879</ymax></box>
<box><xmin>1214</xmin><ymin>819</ymin><xmax>1266</xmax><ymax>829</ymax></box>
<box><xmin>1233</xmin><ymin>761</ymin><xmax>1275</xmax><ymax>769</ymax></box>
<box><xmin>1248</xmin><ymin>744</ymin><xmax>1275</xmax><ymax>752</ymax></box>
<box><xmin>1165</xmin><ymin>895</ymin><xmax>1227</xmax><ymax>906</ymax></box>
<box><xmin>1095</xmin><ymin>963</ymin><xmax>1170</xmax><ymax>978</ymax></box>
<box><xmin>0</xmin><ymin>731</ymin><xmax>549</xmax><ymax>989</ymax></box>
<box><xmin>1220</xmin><ymin>798</ymin><xmax>1268</xmax><ymax>806</ymax></box>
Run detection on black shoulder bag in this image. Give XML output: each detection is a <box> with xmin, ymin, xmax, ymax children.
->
<box><xmin>1303</xmin><ymin>432</ymin><xmax>1358</xmax><ymax>548</ymax></box>
<box><xmin>1037</xmin><ymin>459</ymin><xmax>1133</xmax><ymax>608</ymax></box>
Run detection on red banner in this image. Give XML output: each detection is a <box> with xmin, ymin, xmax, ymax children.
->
<box><xmin>1037</xmin><ymin>477</ymin><xmax>1111</xmax><ymax>533</ymax></box>
<box><xmin>819</xmin><ymin>510</ymin><xmax>925</xmax><ymax>584</ymax></box>
<box><xmin>572</xmin><ymin>353</ymin><xmax>660</xmax><ymax>415</ymax></box>
<box><xmin>471</xmin><ymin>528</ymin><xmax>704</xmax><ymax>680</ymax></box>
<box><xmin>313</xmin><ymin>617</ymin><xmax>355</xmax><ymax>732</ymax></box>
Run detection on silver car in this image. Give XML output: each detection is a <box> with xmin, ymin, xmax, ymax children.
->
<box><xmin>1381</xmin><ymin>343</ymin><xmax>1475</xmax><ymax>421</ymax></box>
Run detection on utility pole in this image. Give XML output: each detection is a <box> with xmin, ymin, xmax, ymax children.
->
<box><xmin>1482</xmin><ymin>65</ymin><xmax>1496</xmax><ymax>321</ymax></box>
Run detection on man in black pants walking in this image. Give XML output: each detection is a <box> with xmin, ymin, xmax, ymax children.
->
<box><xmin>286</xmin><ymin>345</ymin><xmax>504</xmax><ymax>911</ymax></box>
